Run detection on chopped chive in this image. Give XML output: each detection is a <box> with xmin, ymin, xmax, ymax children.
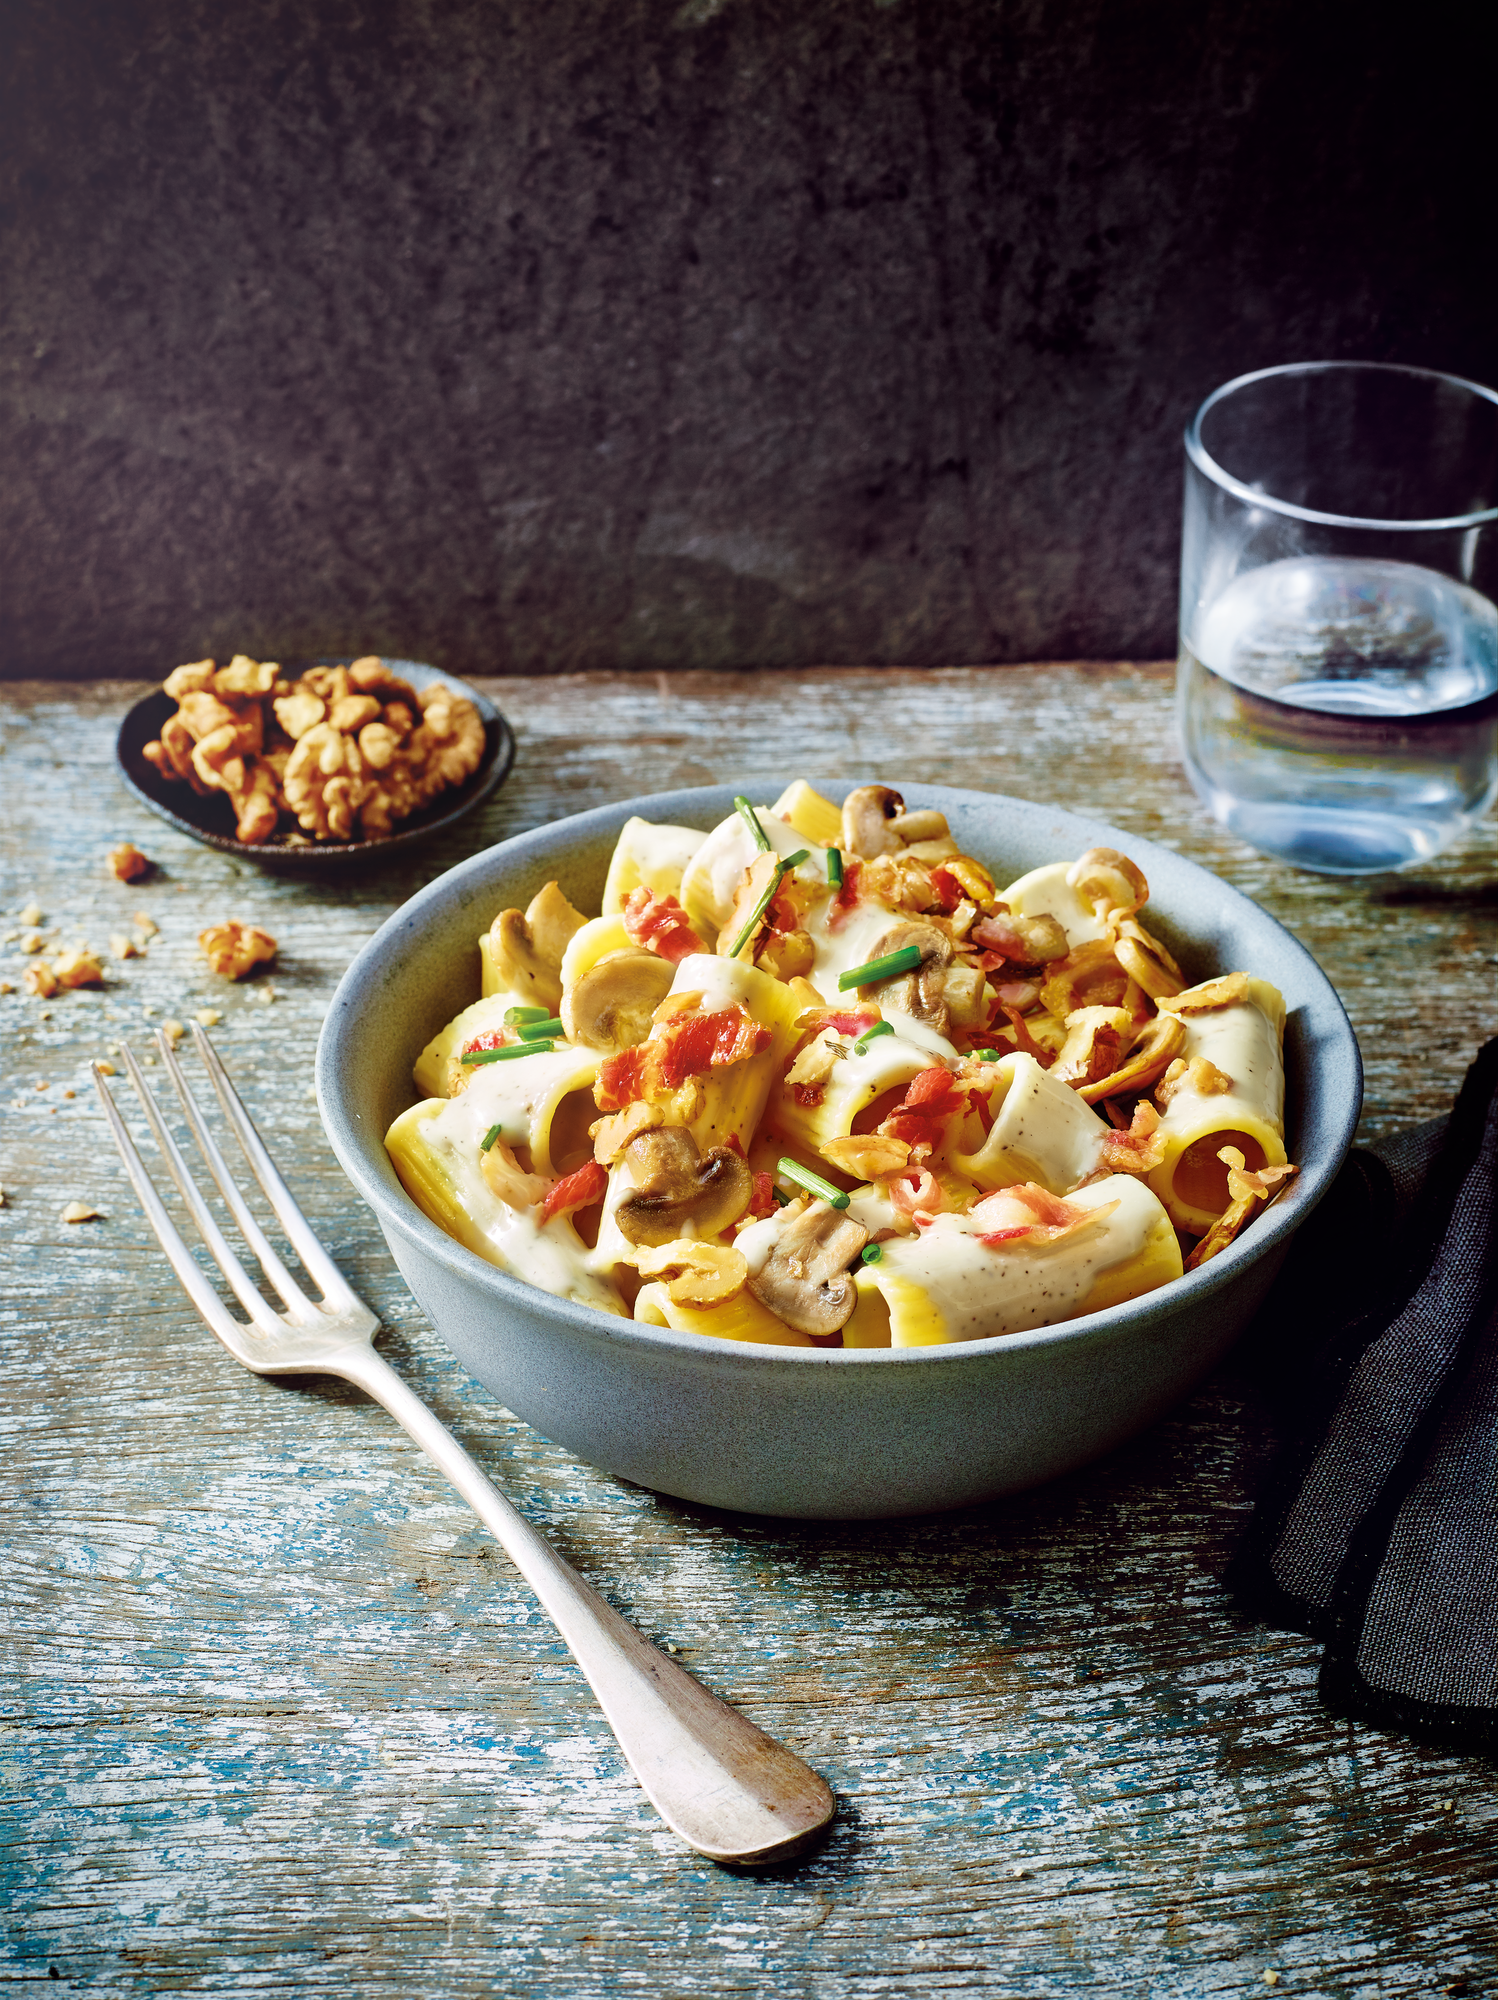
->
<box><xmin>825</xmin><ymin>847</ymin><xmax>844</xmax><ymax>887</ymax></box>
<box><xmin>734</xmin><ymin>796</ymin><xmax>772</xmax><ymax>852</ymax></box>
<box><xmin>724</xmin><ymin>850</ymin><xmax>813</xmax><ymax>962</ymax></box>
<box><xmin>503</xmin><ymin>1005</ymin><xmax>550</xmax><ymax>1024</ymax></box>
<box><xmin>974</xmin><ymin>1047</ymin><xmax>1003</xmax><ymax>1062</ymax></box>
<box><xmin>837</xmin><ymin>944</ymin><xmax>924</xmax><ymax>992</ymax></box>
<box><xmin>517</xmin><ymin>1016</ymin><xmax>564</xmax><ymax>1040</ymax></box>
<box><xmin>771</xmin><ymin>1184</ymin><xmax>791</xmax><ymax>1206</ymax></box>
<box><xmin>854</xmin><ymin>1021</ymin><xmax>895</xmax><ymax>1054</ymax></box>
<box><xmin>777</xmin><ymin>1157</ymin><xmax>851</xmax><ymax>1210</ymax></box>
<box><xmin>461</xmin><ymin>1039</ymin><xmax>555</xmax><ymax>1064</ymax></box>
<box><xmin>480</xmin><ymin>1122</ymin><xmax>503</xmax><ymax>1152</ymax></box>
<box><xmin>860</xmin><ymin>1242</ymin><xmax>883</xmax><ymax>1265</ymax></box>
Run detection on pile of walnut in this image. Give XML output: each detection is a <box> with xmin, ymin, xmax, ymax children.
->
<box><xmin>142</xmin><ymin>655</ymin><xmax>485</xmax><ymax>843</ymax></box>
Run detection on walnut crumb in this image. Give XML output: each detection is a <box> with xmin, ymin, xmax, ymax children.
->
<box><xmin>194</xmin><ymin>1008</ymin><xmax>222</xmax><ymax>1027</ymax></box>
<box><xmin>23</xmin><ymin>962</ymin><xmax>58</xmax><ymax>997</ymax></box>
<box><xmin>0</xmin><ymin>981</ymin><xmax>13</xmax><ymax>994</ymax></box>
<box><xmin>63</xmin><ymin>1088</ymin><xmax>75</xmax><ymax>1099</ymax></box>
<box><xmin>53</xmin><ymin>950</ymin><xmax>104</xmax><ymax>989</ymax></box>
<box><xmin>61</xmin><ymin>1201</ymin><xmax>101</xmax><ymax>1223</ymax></box>
<box><xmin>162</xmin><ymin>1018</ymin><xmax>185</xmax><ymax>1044</ymax></box>
<box><xmin>109</xmin><ymin>934</ymin><xmax>141</xmax><ymax>960</ymax></box>
<box><xmin>133</xmin><ymin>913</ymin><xmax>159</xmax><ymax>936</ymax></box>
<box><xmin>199</xmin><ymin>922</ymin><xmax>277</xmax><ymax>979</ymax></box>
<box><xmin>21</xmin><ymin>933</ymin><xmax>45</xmax><ymax>954</ymax></box>
<box><xmin>96</xmin><ymin>1060</ymin><xmax>117</xmax><ymax>1076</ymax></box>
<box><xmin>108</xmin><ymin>843</ymin><xmax>152</xmax><ymax>881</ymax></box>
<box><xmin>18</xmin><ymin>901</ymin><xmax>41</xmax><ymax>927</ymax></box>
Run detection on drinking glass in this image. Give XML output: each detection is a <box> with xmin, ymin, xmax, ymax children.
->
<box><xmin>1177</xmin><ymin>361</ymin><xmax>1498</xmax><ymax>873</ymax></box>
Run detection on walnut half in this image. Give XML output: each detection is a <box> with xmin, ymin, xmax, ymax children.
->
<box><xmin>199</xmin><ymin>922</ymin><xmax>278</xmax><ymax>980</ymax></box>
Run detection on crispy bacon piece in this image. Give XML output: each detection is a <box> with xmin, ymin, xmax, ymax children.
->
<box><xmin>970</xmin><ymin>1182</ymin><xmax>1114</xmax><ymax>1247</ymax></box>
<box><xmin>747</xmin><ymin>1170</ymin><xmax>777</xmax><ymax>1219</ymax></box>
<box><xmin>930</xmin><ymin>867</ymin><xmax>966</xmax><ymax>915</ymax></box>
<box><xmin>826</xmin><ymin>860</ymin><xmax>863</xmax><ymax>930</ymax></box>
<box><xmin>998</xmin><ymin>1005</ymin><xmax>1055</xmax><ymax>1068</ymax></box>
<box><xmin>879</xmin><ymin>1066</ymin><xmax>967</xmax><ymax>1149</ymax></box>
<box><xmin>966</xmin><ymin>1086</ymin><xmax>995</xmax><ymax>1137</ymax></box>
<box><xmin>970</xmin><ymin>913</ymin><xmax>1029</xmax><ymax>958</ymax></box>
<box><xmin>596</xmin><ymin>1006</ymin><xmax>771</xmax><ymax>1109</ymax></box>
<box><xmin>539</xmin><ymin>1158</ymin><xmax>608</xmax><ymax>1224</ymax></box>
<box><xmin>622</xmin><ymin>887</ymin><xmax>705</xmax><ymax>964</ymax></box>
<box><xmin>890</xmin><ymin>1167</ymin><xmax>944</xmax><ymax>1227</ymax></box>
<box><xmin>1097</xmin><ymin>1100</ymin><xmax>1168</xmax><ymax>1176</ymax></box>
<box><xmin>462</xmin><ymin>1027</ymin><xmax>518</xmax><ymax>1055</ymax></box>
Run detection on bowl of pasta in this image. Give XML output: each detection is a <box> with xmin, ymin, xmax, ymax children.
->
<box><xmin>317</xmin><ymin>780</ymin><xmax>1361</xmax><ymax>1518</ymax></box>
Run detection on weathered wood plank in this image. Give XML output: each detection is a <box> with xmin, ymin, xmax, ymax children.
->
<box><xmin>2</xmin><ymin>669</ymin><xmax>1495</xmax><ymax>1996</ymax></box>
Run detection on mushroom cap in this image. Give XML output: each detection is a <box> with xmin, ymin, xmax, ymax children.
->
<box><xmin>841</xmin><ymin>786</ymin><xmax>906</xmax><ymax>860</ymax></box>
<box><xmin>868</xmin><ymin>918</ymin><xmax>954</xmax><ymax>1032</ymax></box>
<box><xmin>563</xmin><ymin>947</ymin><xmax>674</xmax><ymax>1052</ymax></box>
<box><xmin>746</xmin><ymin>1200</ymin><xmax>869</xmax><ymax>1336</ymax></box>
<box><xmin>1066</xmin><ymin>846</ymin><xmax>1148</xmax><ymax>919</ymax></box>
<box><xmin>490</xmin><ymin>881</ymin><xmax>589</xmax><ymax>1012</ymax></box>
<box><xmin>615</xmin><ymin>1126</ymin><xmax>754</xmax><ymax>1247</ymax></box>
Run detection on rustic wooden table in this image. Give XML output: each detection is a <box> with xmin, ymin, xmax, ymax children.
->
<box><xmin>3</xmin><ymin>666</ymin><xmax>1496</xmax><ymax>1999</ymax></box>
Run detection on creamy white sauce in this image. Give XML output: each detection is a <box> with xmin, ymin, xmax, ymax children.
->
<box><xmin>602</xmin><ymin>817</ymin><xmax>705</xmax><ymax>913</ymax></box>
<box><xmin>999</xmin><ymin>860</ymin><xmax>1108</xmax><ymax>947</ymax></box>
<box><xmin>431</xmin><ymin>1042</ymin><xmax>598</xmax><ymax>1156</ymax></box>
<box><xmin>678</xmin><ymin>807</ymin><xmax>830</xmax><ymax>938</ymax></box>
<box><xmin>413</xmin><ymin>1087</ymin><xmax>621</xmax><ymax>1312</ymax></box>
<box><xmin>877</xmin><ymin>1176</ymin><xmax>1158</xmax><ymax>1342</ymax></box>
<box><xmin>734</xmin><ymin>1213</ymin><xmax>781</xmax><ymax>1275</ymax></box>
<box><xmin>1157</xmin><ymin>990</ymin><xmax>1285</xmax><ymax>1144</ymax></box>
<box><xmin>667</xmin><ymin>951</ymin><xmax>770</xmax><ymax>1018</ymax></box>
<box><xmin>959</xmin><ymin>1052</ymin><xmax>1108</xmax><ymax>1193</ymax></box>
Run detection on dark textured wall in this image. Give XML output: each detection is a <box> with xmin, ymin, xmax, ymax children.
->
<box><xmin>2</xmin><ymin>0</ymin><xmax>1493</xmax><ymax>679</ymax></box>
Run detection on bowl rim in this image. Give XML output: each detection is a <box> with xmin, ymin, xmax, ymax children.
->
<box><xmin>317</xmin><ymin>780</ymin><xmax>1363</xmax><ymax>1370</ymax></box>
<box><xmin>115</xmin><ymin>656</ymin><xmax>515</xmax><ymax>870</ymax></box>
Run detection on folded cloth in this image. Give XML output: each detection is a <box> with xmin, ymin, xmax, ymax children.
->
<box><xmin>1229</xmin><ymin>1036</ymin><xmax>1498</xmax><ymax>1754</ymax></box>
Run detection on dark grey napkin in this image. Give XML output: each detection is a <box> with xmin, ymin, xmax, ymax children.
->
<box><xmin>1229</xmin><ymin>1037</ymin><xmax>1498</xmax><ymax>1754</ymax></box>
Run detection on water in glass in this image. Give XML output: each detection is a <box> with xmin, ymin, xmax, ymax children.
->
<box><xmin>1180</xmin><ymin>556</ymin><xmax>1498</xmax><ymax>872</ymax></box>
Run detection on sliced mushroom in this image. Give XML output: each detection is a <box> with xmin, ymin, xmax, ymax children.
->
<box><xmin>866</xmin><ymin>919</ymin><xmax>953</xmax><ymax>1034</ymax></box>
<box><xmin>1066</xmin><ymin>847</ymin><xmax>1148</xmax><ymax>920</ymax></box>
<box><xmin>615</xmin><ymin>1126</ymin><xmax>754</xmax><ymax>1246</ymax></box>
<box><xmin>490</xmin><ymin>881</ymin><xmax>588</xmax><ymax>1012</ymax></box>
<box><xmin>1075</xmin><ymin>1009</ymin><xmax>1184</xmax><ymax>1102</ymax></box>
<box><xmin>1112</xmin><ymin>919</ymin><xmax>1183</xmax><ymax>1000</ymax></box>
<box><xmin>563</xmin><ymin>947</ymin><xmax>674</xmax><ymax>1052</ymax></box>
<box><xmin>747</xmin><ymin>1200</ymin><xmax>869</xmax><ymax>1337</ymax></box>
<box><xmin>1049</xmin><ymin>1006</ymin><xmax>1137</xmax><ymax>1090</ymax></box>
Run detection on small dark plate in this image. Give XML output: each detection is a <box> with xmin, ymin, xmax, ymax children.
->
<box><xmin>116</xmin><ymin>658</ymin><xmax>514</xmax><ymax>875</ymax></box>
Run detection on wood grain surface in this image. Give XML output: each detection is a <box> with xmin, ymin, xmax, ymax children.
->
<box><xmin>3</xmin><ymin>667</ymin><xmax>1496</xmax><ymax>1998</ymax></box>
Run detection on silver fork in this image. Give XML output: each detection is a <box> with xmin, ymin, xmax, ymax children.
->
<box><xmin>94</xmin><ymin>1023</ymin><xmax>835</xmax><ymax>1868</ymax></box>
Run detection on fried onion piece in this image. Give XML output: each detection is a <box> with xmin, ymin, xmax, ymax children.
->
<box><xmin>1050</xmin><ymin>1005</ymin><xmax>1136</xmax><ymax>1091</ymax></box>
<box><xmin>1158</xmin><ymin>972</ymin><xmax>1250</xmax><ymax>1015</ymax></box>
<box><xmin>1184</xmin><ymin>1150</ymin><xmax>1299</xmax><ymax>1269</ymax></box>
<box><xmin>1111</xmin><ymin>918</ymin><xmax>1184</xmax><ymax>1000</ymax></box>
<box><xmin>1076</xmin><ymin>1009</ymin><xmax>1184</xmax><ymax>1103</ymax></box>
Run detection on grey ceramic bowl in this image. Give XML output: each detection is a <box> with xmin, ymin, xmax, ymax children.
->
<box><xmin>317</xmin><ymin>782</ymin><xmax>1362</xmax><ymax>1519</ymax></box>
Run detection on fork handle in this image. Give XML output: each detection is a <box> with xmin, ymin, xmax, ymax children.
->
<box><xmin>335</xmin><ymin>1344</ymin><xmax>835</xmax><ymax>1866</ymax></box>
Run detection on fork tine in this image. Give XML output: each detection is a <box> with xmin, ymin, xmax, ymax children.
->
<box><xmin>187</xmin><ymin>1021</ymin><xmax>356</xmax><ymax>1307</ymax></box>
<box><xmin>156</xmin><ymin>1030</ymin><xmax>319</xmax><ymax>1320</ymax></box>
<box><xmin>92</xmin><ymin>1062</ymin><xmax>257</xmax><ymax>1349</ymax></box>
<box><xmin>114</xmin><ymin>1042</ymin><xmax>287</xmax><ymax>1336</ymax></box>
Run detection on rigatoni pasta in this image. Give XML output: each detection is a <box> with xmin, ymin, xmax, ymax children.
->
<box><xmin>386</xmin><ymin>783</ymin><xmax>1297</xmax><ymax>1352</ymax></box>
